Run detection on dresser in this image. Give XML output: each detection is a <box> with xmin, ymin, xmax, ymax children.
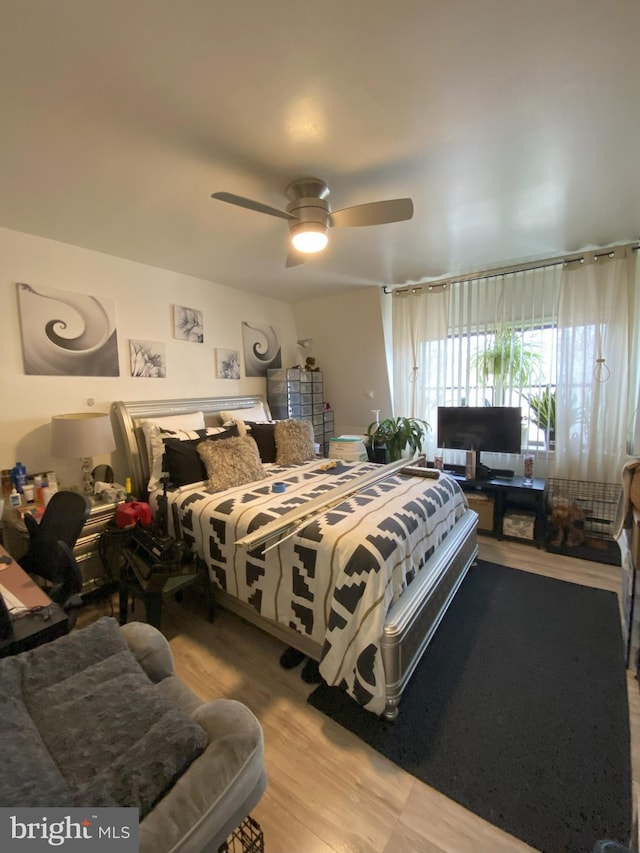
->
<box><xmin>267</xmin><ymin>368</ymin><xmax>334</xmax><ymax>456</ymax></box>
<box><xmin>2</xmin><ymin>498</ymin><xmax>122</xmax><ymax>593</ymax></box>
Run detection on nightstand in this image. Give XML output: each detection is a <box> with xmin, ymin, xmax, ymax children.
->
<box><xmin>2</xmin><ymin>497</ymin><xmax>123</xmax><ymax>593</ymax></box>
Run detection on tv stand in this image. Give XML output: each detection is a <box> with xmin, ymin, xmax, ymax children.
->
<box><xmin>445</xmin><ymin>471</ymin><xmax>546</xmax><ymax>547</ymax></box>
<box><xmin>490</xmin><ymin>468</ymin><xmax>515</xmax><ymax>480</ymax></box>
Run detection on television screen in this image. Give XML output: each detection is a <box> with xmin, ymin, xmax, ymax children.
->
<box><xmin>437</xmin><ymin>406</ymin><xmax>522</xmax><ymax>454</ymax></box>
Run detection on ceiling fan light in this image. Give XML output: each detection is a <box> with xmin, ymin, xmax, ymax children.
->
<box><xmin>291</xmin><ymin>224</ymin><xmax>328</xmax><ymax>254</ymax></box>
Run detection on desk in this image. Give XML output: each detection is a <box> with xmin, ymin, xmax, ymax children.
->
<box><xmin>0</xmin><ymin>545</ymin><xmax>68</xmax><ymax>657</ymax></box>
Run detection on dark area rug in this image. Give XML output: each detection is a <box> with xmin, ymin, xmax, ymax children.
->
<box><xmin>308</xmin><ymin>560</ymin><xmax>632</xmax><ymax>853</ymax></box>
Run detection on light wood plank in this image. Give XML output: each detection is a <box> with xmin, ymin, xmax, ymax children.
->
<box><xmin>78</xmin><ymin>534</ymin><xmax>636</xmax><ymax>852</ymax></box>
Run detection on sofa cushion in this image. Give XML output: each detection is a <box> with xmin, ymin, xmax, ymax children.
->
<box><xmin>0</xmin><ymin>659</ymin><xmax>76</xmax><ymax>807</ymax></box>
<box><xmin>0</xmin><ymin>617</ymin><xmax>209</xmax><ymax>817</ymax></box>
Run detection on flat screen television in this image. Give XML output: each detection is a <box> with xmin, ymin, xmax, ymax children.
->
<box><xmin>437</xmin><ymin>406</ymin><xmax>522</xmax><ymax>478</ymax></box>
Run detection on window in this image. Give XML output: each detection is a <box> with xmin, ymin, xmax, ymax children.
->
<box><xmin>389</xmin><ymin>248</ymin><xmax>639</xmax><ymax>482</ymax></box>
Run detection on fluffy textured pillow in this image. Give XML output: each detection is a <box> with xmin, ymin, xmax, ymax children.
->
<box><xmin>244</xmin><ymin>421</ymin><xmax>277</xmax><ymax>463</ymax></box>
<box><xmin>275</xmin><ymin>419</ymin><xmax>316</xmax><ymax>466</ymax></box>
<box><xmin>163</xmin><ymin>425</ymin><xmax>239</xmax><ymax>486</ymax></box>
<box><xmin>220</xmin><ymin>402</ymin><xmax>269</xmax><ymax>425</ymax></box>
<box><xmin>139</xmin><ymin>412</ymin><xmax>206</xmax><ymax>491</ymax></box>
<box><xmin>197</xmin><ymin>435</ymin><xmax>265</xmax><ymax>492</ymax></box>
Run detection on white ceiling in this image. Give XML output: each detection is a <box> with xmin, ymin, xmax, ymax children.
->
<box><xmin>1</xmin><ymin>0</ymin><xmax>639</xmax><ymax>303</ymax></box>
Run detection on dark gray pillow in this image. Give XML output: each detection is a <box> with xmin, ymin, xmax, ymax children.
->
<box><xmin>16</xmin><ymin>617</ymin><xmax>209</xmax><ymax>816</ymax></box>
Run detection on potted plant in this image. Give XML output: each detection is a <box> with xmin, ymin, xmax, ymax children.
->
<box><xmin>525</xmin><ymin>386</ymin><xmax>556</xmax><ymax>445</ymax></box>
<box><xmin>473</xmin><ymin>328</ymin><xmax>542</xmax><ymax>405</ymax></box>
<box><xmin>366</xmin><ymin>416</ymin><xmax>430</xmax><ymax>463</ymax></box>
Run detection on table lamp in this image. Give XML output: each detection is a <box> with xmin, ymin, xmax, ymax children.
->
<box><xmin>51</xmin><ymin>413</ymin><xmax>116</xmax><ymax>496</ymax></box>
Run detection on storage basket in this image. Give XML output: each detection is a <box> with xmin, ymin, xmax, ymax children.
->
<box><xmin>503</xmin><ymin>510</ymin><xmax>536</xmax><ymax>541</ymax></box>
<box><xmin>466</xmin><ymin>493</ymin><xmax>494</xmax><ymax>532</ymax></box>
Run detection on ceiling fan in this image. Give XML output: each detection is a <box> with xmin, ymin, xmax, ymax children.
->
<box><xmin>211</xmin><ymin>177</ymin><xmax>414</xmax><ymax>267</ymax></box>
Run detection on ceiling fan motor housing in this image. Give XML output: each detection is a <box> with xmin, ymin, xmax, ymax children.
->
<box><xmin>286</xmin><ymin>179</ymin><xmax>331</xmax><ymax>248</ymax></box>
<box><xmin>285</xmin><ymin>177</ymin><xmax>330</xmax><ymax>203</ymax></box>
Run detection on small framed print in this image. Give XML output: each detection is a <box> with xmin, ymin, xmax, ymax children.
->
<box><xmin>173</xmin><ymin>305</ymin><xmax>203</xmax><ymax>342</ymax></box>
<box><xmin>129</xmin><ymin>339</ymin><xmax>167</xmax><ymax>378</ymax></box>
<box><xmin>215</xmin><ymin>348</ymin><xmax>241</xmax><ymax>379</ymax></box>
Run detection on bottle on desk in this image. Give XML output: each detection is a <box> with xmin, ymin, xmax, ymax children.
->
<box><xmin>1</xmin><ymin>469</ymin><xmax>12</xmax><ymax>499</ymax></box>
<box><xmin>9</xmin><ymin>487</ymin><xmax>21</xmax><ymax>509</ymax></box>
<box><xmin>33</xmin><ymin>475</ymin><xmax>43</xmax><ymax>506</ymax></box>
<box><xmin>12</xmin><ymin>462</ymin><xmax>27</xmax><ymax>494</ymax></box>
<box><xmin>46</xmin><ymin>472</ymin><xmax>58</xmax><ymax>497</ymax></box>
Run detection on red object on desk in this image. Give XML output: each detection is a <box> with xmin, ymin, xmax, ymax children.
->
<box><xmin>115</xmin><ymin>501</ymin><xmax>152</xmax><ymax>529</ymax></box>
<box><xmin>16</xmin><ymin>504</ymin><xmax>45</xmax><ymax>521</ymax></box>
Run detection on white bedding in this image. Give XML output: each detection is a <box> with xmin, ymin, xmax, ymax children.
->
<box><xmin>161</xmin><ymin>460</ymin><xmax>468</xmax><ymax>714</ymax></box>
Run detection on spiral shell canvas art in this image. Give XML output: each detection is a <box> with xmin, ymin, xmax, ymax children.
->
<box><xmin>17</xmin><ymin>283</ymin><xmax>120</xmax><ymax>376</ymax></box>
<box><xmin>241</xmin><ymin>321</ymin><xmax>281</xmax><ymax>377</ymax></box>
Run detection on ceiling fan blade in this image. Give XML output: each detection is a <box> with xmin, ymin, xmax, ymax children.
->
<box><xmin>285</xmin><ymin>249</ymin><xmax>306</xmax><ymax>268</ymax></box>
<box><xmin>329</xmin><ymin>198</ymin><xmax>414</xmax><ymax>228</ymax></box>
<box><xmin>211</xmin><ymin>192</ymin><xmax>295</xmax><ymax>221</ymax></box>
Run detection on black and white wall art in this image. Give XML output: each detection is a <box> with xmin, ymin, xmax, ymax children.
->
<box><xmin>17</xmin><ymin>282</ymin><xmax>120</xmax><ymax>376</ymax></box>
<box><xmin>241</xmin><ymin>321</ymin><xmax>281</xmax><ymax>377</ymax></box>
<box><xmin>173</xmin><ymin>305</ymin><xmax>204</xmax><ymax>342</ymax></box>
<box><xmin>129</xmin><ymin>339</ymin><xmax>167</xmax><ymax>378</ymax></box>
<box><xmin>215</xmin><ymin>348</ymin><xmax>241</xmax><ymax>379</ymax></box>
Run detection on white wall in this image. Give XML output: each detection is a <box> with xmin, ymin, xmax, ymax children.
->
<box><xmin>293</xmin><ymin>287</ymin><xmax>392</xmax><ymax>436</ymax></box>
<box><xmin>0</xmin><ymin>227</ymin><xmax>298</xmax><ymax>487</ymax></box>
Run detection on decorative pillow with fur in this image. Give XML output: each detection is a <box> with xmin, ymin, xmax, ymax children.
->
<box><xmin>197</xmin><ymin>435</ymin><xmax>265</xmax><ymax>491</ymax></box>
<box><xmin>163</xmin><ymin>425</ymin><xmax>239</xmax><ymax>486</ymax></box>
<box><xmin>274</xmin><ymin>419</ymin><xmax>316</xmax><ymax>466</ymax></box>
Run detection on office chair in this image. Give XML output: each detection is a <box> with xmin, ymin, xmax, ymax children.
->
<box><xmin>19</xmin><ymin>490</ymin><xmax>91</xmax><ymax>629</ymax></box>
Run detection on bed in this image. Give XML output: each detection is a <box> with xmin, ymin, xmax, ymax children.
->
<box><xmin>111</xmin><ymin>395</ymin><xmax>478</xmax><ymax>720</ymax></box>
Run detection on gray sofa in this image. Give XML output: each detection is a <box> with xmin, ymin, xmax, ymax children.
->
<box><xmin>0</xmin><ymin>617</ymin><xmax>266</xmax><ymax>853</ymax></box>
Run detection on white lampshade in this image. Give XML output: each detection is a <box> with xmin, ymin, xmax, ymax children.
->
<box><xmin>291</xmin><ymin>223</ymin><xmax>329</xmax><ymax>254</ymax></box>
<box><xmin>51</xmin><ymin>412</ymin><xmax>115</xmax><ymax>495</ymax></box>
<box><xmin>51</xmin><ymin>413</ymin><xmax>115</xmax><ymax>459</ymax></box>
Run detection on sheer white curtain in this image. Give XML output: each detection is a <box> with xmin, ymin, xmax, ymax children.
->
<box><xmin>555</xmin><ymin>247</ymin><xmax>638</xmax><ymax>482</ymax></box>
<box><xmin>391</xmin><ymin>286</ymin><xmax>448</xmax><ymax>459</ymax></box>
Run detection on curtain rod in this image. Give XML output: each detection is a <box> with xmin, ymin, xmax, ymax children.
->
<box><xmin>382</xmin><ymin>240</ymin><xmax>640</xmax><ymax>295</ymax></box>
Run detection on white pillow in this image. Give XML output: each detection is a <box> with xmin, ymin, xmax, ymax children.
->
<box><xmin>138</xmin><ymin>412</ymin><xmax>206</xmax><ymax>491</ymax></box>
<box><xmin>220</xmin><ymin>402</ymin><xmax>269</xmax><ymax>425</ymax></box>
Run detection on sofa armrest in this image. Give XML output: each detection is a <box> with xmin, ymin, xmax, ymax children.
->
<box><xmin>139</xmin><ymin>698</ymin><xmax>266</xmax><ymax>853</ymax></box>
<box><xmin>120</xmin><ymin>621</ymin><xmax>175</xmax><ymax>682</ymax></box>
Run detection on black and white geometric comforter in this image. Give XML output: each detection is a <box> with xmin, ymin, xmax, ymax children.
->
<box><xmin>164</xmin><ymin>461</ymin><xmax>468</xmax><ymax>715</ymax></box>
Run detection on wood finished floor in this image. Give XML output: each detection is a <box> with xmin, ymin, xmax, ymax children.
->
<box><xmin>80</xmin><ymin>537</ymin><xmax>639</xmax><ymax>853</ymax></box>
